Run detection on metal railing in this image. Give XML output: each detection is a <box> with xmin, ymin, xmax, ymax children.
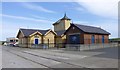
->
<box><xmin>16</xmin><ymin>42</ymin><xmax>119</xmax><ymax>51</ymax></box>
<box><xmin>18</xmin><ymin>43</ymin><xmax>55</xmax><ymax>49</ymax></box>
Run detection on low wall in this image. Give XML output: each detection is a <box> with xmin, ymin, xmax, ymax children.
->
<box><xmin>18</xmin><ymin>43</ymin><xmax>55</xmax><ymax>49</ymax></box>
<box><xmin>65</xmin><ymin>43</ymin><xmax>118</xmax><ymax>51</ymax></box>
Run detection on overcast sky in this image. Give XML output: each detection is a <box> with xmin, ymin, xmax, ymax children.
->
<box><xmin>1</xmin><ymin>0</ymin><xmax>119</xmax><ymax>41</ymax></box>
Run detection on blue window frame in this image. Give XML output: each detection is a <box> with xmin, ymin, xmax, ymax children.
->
<box><xmin>91</xmin><ymin>35</ymin><xmax>95</xmax><ymax>44</ymax></box>
<box><xmin>35</xmin><ymin>39</ymin><xmax>39</xmax><ymax>44</ymax></box>
<box><xmin>102</xmin><ymin>35</ymin><xmax>104</xmax><ymax>43</ymax></box>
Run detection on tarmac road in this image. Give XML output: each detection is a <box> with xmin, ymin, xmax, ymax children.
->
<box><xmin>1</xmin><ymin>45</ymin><xmax>118</xmax><ymax>69</ymax></box>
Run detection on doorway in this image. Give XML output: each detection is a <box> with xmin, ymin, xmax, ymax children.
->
<box><xmin>35</xmin><ymin>39</ymin><xmax>39</xmax><ymax>44</ymax></box>
<box><xmin>68</xmin><ymin>34</ymin><xmax>80</xmax><ymax>44</ymax></box>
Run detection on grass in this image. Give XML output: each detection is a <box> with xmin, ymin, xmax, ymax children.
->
<box><xmin>0</xmin><ymin>41</ymin><xmax>6</xmax><ymax>45</ymax></box>
<box><xmin>109</xmin><ymin>38</ymin><xmax>120</xmax><ymax>41</ymax></box>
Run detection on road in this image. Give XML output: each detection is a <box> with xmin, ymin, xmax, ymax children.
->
<box><xmin>1</xmin><ymin>45</ymin><xmax>118</xmax><ymax>69</ymax></box>
<box><xmin>0</xmin><ymin>46</ymin><xmax>2</xmax><ymax>69</ymax></box>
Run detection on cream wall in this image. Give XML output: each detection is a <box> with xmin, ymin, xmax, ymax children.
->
<box><xmin>54</xmin><ymin>22</ymin><xmax>64</xmax><ymax>31</ymax></box>
<box><xmin>18</xmin><ymin>32</ymin><xmax>29</xmax><ymax>47</ymax></box>
<box><xmin>44</xmin><ymin>31</ymin><xmax>55</xmax><ymax>48</ymax></box>
<box><xmin>54</xmin><ymin>20</ymin><xmax>71</xmax><ymax>31</ymax></box>
<box><xmin>64</xmin><ymin>20</ymin><xmax>71</xmax><ymax>30</ymax></box>
<box><xmin>53</xmin><ymin>19</ymin><xmax>70</xmax><ymax>48</ymax></box>
<box><xmin>29</xmin><ymin>34</ymin><xmax>42</xmax><ymax>45</ymax></box>
<box><xmin>18</xmin><ymin>31</ymin><xmax>24</xmax><ymax>44</ymax></box>
<box><xmin>27</xmin><ymin>34</ymin><xmax>42</xmax><ymax>48</ymax></box>
<box><xmin>18</xmin><ymin>32</ymin><xmax>24</xmax><ymax>47</ymax></box>
<box><xmin>55</xmin><ymin>35</ymin><xmax>66</xmax><ymax>48</ymax></box>
<box><xmin>18</xmin><ymin>30</ymin><xmax>56</xmax><ymax>48</ymax></box>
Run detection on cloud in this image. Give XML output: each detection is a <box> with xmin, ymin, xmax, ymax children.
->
<box><xmin>76</xmin><ymin>0</ymin><xmax>119</xmax><ymax>19</ymax></box>
<box><xmin>1</xmin><ymin>14</ymin><xmax>53</xmax><ymax>23</ymax></box>
<box><xmin>97</xmin><ymin>22</ymin><xmax>118</xmax><ymax>38</ymax></box>
<box><xmin>73</xmin><ymin>0</ymin><xmax>118</xmax><ymax>38</ymax></box>
<box><xmin>21</xmin><ymin>2</ymin><xmax>56</xmax><ymax>13</ymax></box>
<box><xmin>76</xmin><ymin>7</ymin><xmax>85</xmax><ymax>11</ymax></box>
<box><xmin>1</xmin><ymin>0</ymin><xmax>74</xmax><ymax>2</ymax></box>
<box><xmin>31</xmin><ymin>15</ymin><xmax>54</xmax><ymax>21</ymax></box>
<box><xmin>31</xmin><ymin>15</ymin><xmax>48</xmax><ymax>20</ymax></box>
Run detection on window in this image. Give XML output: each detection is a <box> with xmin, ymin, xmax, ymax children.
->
<box><xmin>10</xmin><ymin>40</ymin><xmax>13</xmax><ymax>42</ymax></box>
<box><xmin>16</xmin><ymin>40</ymin><xmax>18</xmax><ymax>42</ymax></box>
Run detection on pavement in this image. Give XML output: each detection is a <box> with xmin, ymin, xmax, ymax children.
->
<box><xmin>0</xmin><ymin>46</ymin><xmax>2</xmax><ymax>69</ymax></box>
<box><xmin>1</xmin><ymin>45</ymin><xmax>118</xmax><ymax>69</ymax></box>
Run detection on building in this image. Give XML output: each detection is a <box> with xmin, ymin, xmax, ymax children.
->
<box><xmin>53</xmin><ymin>13</ymin><xmax>71</xmax><ymax>48</ymax></box>
<box><xmin>64</xmin><ymin>24</ymin><xmax>110</xmax><ymax>44</ymax></box>
<box><xmin>53</xmin><ymin>14</ymin><xmax>110</xmax><ymax>45</ymax></box>
<box><xmin>16</xmin><ymin>13</ymin><xmax>110</xmax><ymax>48</ymax></box>
<box><xmin>16</xmin><ymin>29</ymin><xmax>56</xmax><ymax>48</ymax></box>
<box><xmin>6</xmin><ymin>37</ymin><xmax>18</xmax><ymax>46</ymax></box>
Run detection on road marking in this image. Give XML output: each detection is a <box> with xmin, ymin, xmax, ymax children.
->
<box><xmin>53</xmin><ymin>56</ymin><xmax>69</xmax><ymax>59</ymax></box>
<box><xmin>24</xmin><ymin>51</ymin><xmax>87</xmax><ymax>60</ymax></box>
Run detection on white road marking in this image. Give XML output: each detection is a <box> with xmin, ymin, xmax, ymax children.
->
<box><xmin>24</xmin><ymin>51</ymin><xmax>87</xmax><ymax>60</ymax></box>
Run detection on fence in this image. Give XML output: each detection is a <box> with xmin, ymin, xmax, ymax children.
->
<box><xmin>65</xmin><ymin>43</ymin><xmax>118</xmax><ymax>51</ymax></box>
<box><xmin>18</xmin><ymin>43</ymin><xmax>55</xmax><ymax>49</ymax></box>
<box><xmin>17</xmin><ymin>42</ymin><xmax>119</xmax><ymax>51</ymax></box>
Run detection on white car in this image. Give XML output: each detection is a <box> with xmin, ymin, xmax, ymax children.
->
<box><xmin>3</xmin><ymin>42</ymin><xmax>7</xmax><ymax>46</ymax></box>
<box><xmin>13</xmin><ymin>42</ymin><xmax>19</xmax><ymax>47</ymax></box>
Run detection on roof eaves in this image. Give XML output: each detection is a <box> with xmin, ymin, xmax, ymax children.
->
<box><xmin>29</xmin><ymin>31</ymin><xmax>42</xmax><ymax>37</ymax></box>
<box><xmin>44</xmin><ymin>29</ymin><xmax>57</xmax><ymax>36</ymax></box>
<box><xmin>17</xmin><ymin>29</ymin><xmax>25</xmax><ymax>38</ymax></box>
<box><xmin>74</xmin><ymin>24</ymin><xmax>110</xmax><ymax>35</ymax></box>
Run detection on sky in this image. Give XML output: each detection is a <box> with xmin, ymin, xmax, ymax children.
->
<box><xmin>0</xmin><ymin>0</ymin><xmax>119</xmax><ymax>41</ymax></box>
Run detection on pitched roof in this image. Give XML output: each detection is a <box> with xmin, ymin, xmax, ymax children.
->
<box><xmin>71</xmin><ymin>24</ymin><xmax>110</xmax><ymax>34</ymax></box>
<box><xmin>53</xmin><ymin>13</ymin><xmax>71</xmax><ymax>25</ymax></box>
<box><xmin>55</xmin><ymin>30</ymin><xmax>66</xmax><ymax>36</ymax></box>
<box><xmin>61</xmin><ymin>13</ymin><xmax>71</xmax><ymax>20</ymax></box>
<box><xmin>53</xmin><ymin>19</ymin><xmax>60</xmax><ymax>25</ymax></box>
<box><xmin>19</xmin><ymin>28</ymin><xmax>50</xmax><ymax>37</ymax></box>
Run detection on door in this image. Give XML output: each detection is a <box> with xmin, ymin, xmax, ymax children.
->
<box><xmin>35</xmin><ymin>39</ymin><xmax>39</xmax><ymax>44</ymax></box>
<box><xmin>68</xmin><ymin>34</ymin><xmax>80</xmax><ymax>44</ymax></box>
<box><xmin>102</xmin><ymin>36</ymin><xmax>104</xmax><ymax>43</ymax></box>
<box><xmin>91</xmin><ymin>35</ymin><xmax>95</xmax><ymax>44</ymax></box>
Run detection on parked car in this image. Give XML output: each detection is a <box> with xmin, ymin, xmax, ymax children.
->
<box><xmin>13</xmin><ymin>42</ymin><xmax>19</xmax><ymax>47</ymax></box>
<box><xmin>3</xmin><ymin>42</ymin><xmax>7</xmax><ymax>46</ymax></box>
<box><xmin>6</xmin><ymin>37</ymin><xmax>19</xmax><ymax>47</ymax></box>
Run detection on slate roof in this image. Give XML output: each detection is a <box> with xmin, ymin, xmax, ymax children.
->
<box><xmin>53</xmin><ymin>19</ymin><xmax>60</xmax><ymax>25</ymax></box>
<box><xmin>72</xmin><ymin>24</ymin><xmax>110</xmax><ymax>34</ymax></box>
<box><xmin>55</xmin><ymin>30</ymin><xmax>66</xmax><ymax>36</ymax></box>
<box><xmin>61</xmin><ymin>13</ymin><xmax>71</xmax><ymax>20</ymax></box>
<box><xmin>53</xmin><ymin>13</ymin><xmax>71</xmax><ymax>25</ymax></box>
<box><xmin>19</xmin><ymin>28</ymin><xmax>50</xmax><ymax>37</ymax></box>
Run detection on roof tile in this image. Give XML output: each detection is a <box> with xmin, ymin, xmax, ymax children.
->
<box><xmin>20</xmin><ymin>28</ymin><xmax>50</xmax><ymax>36</ymax></box>
<box><xmin>73</xmin><ymin>24</ymin><xmax>110</xmax><ymax>34</ymax></box>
